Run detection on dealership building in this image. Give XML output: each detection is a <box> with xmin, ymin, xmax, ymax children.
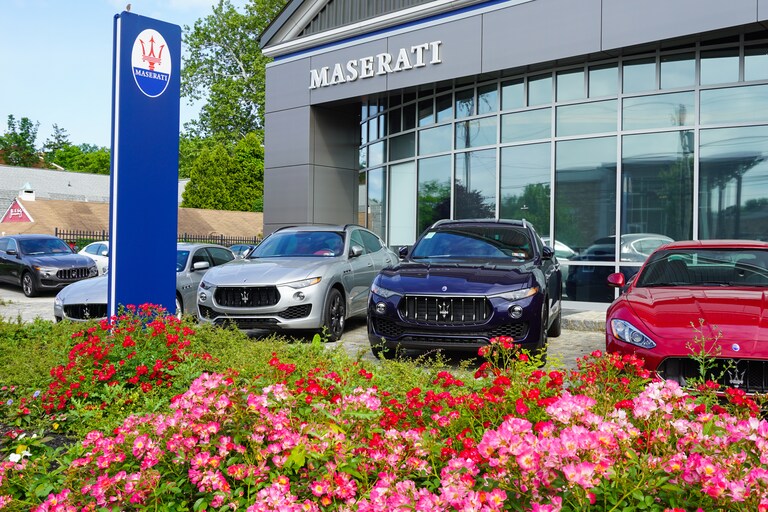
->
<box><xmin>260</xmin><ymin>0</ymin><xmax>768</xmax><ymax>305</ymax></box>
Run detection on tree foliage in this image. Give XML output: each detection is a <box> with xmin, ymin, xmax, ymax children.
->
<box><xmin>181</xmin><ymin>0</ymin><xmax>287</xmax><ymax>140</ymax></box>
<box><xmin>46</xmin><ymin>143</ymin><xmax>110</xmax><ymax>174</ymax></box>
<box><xmin>0</xmin><ymin>115</ymin><xmax>39</xmax><ymax>167</ymax></box>
<box><xmin>181</xmin><ymin>132</ymin><xmax>264</xmax><ymax>211</ymax></box>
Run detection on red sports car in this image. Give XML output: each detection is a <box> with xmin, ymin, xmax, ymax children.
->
<box><xmin>605</xmin><ymin>240</ymin><xmax>768</xmax><ymax>393</ymax></box>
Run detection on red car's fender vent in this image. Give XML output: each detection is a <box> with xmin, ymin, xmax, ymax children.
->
<box><xmin>657</xmin><ymin>357</ymin><xmax>768</xmax><ymax>394</ymax></box>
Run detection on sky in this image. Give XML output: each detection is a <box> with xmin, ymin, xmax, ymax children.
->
<box><xmin>0</xmin><ymin>0</ymin><xmax>247</xmax><ymax>149</ymax></box>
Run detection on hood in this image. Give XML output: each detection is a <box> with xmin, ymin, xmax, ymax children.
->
<box><xmin>625</xmin><ymin>288</ymin><xmax>768</xmax><ymax>355</ymax></box>
<box><xmin>378</xmin><ymin>262</ymin><xmax>533</xmax><ymax>295</ymax></box>
<box><xmin>27</xmin><ymin>254</ymin><xmax>95</xmax><ymax>268</ymax></box>
<box><xmin>57</xmin><ymin>275</ymin><xmax>108</xmax><ymax>304</ymax></box>
<box><xmin>202</xmin><ymin>257</ymin><xmax>338</xmax><ymax>286</ymax></box>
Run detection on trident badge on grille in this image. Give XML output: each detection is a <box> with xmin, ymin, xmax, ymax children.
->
<box><xmin>726</xmin><ymin>362</ymin><xmax>746</xmax><ymax>388</ymax></box>
<box><xmin>438</xmin><ymin>301</ymin><xmax>450</xmax><ymax>319</ymax></box>
<box><xmin>240</xmin><ymin>290</ymin><xmax>250</xmax><ymax>304</ymax></box>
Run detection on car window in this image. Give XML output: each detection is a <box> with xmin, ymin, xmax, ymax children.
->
<box><xmin>207</xmin><ymin>247</ymin><xmax>235</xmax><ymax>266</ymax></box>
<box><xmin>638</xmin><ymin>248</ymin><xmax>768</xmax><ymax>287</ymax></box>
<box><xmin>97</xmin><ymin>244</ymin><xmax>108</xmax><ymax>255</ymax></box>
<box><xmin>19</xmin><ymin>238</ymin><xmax>71</xmax><ymax>255</ymax></box>
<box><xmin>250</xmin><ymin>231</ymin><xmax>345</xmax><ymax>257</ymax></box>
<box><xmin>191</xmin><ymin>249</ymin><xmax>211</xmax><ymax>268</ymax></box>
<box><xmin>0</xmin><ymin>238</ymin><xmax>8</xmax><ymax>252</ymax></box>
<box><xmin>349</xmin><ymin>230</ymin><xmax>367</xmax><ymax>254</ymax></box>
<box><xmin>176</xmin><ymin>250</ymin><xmax>190</xmax><ymax>272</ymax></box>
<box><xmin>6</xmin><ymin>239</ymin><xmax>16</xmax><ymax>253</ymax></box>
<box><xmin>360</xmin><ymin>230</ymin><xmax>383</xmax><ymax>254</ymax></box>
<box><xmin>412</xmin><ymin>225</ymin><xmax>533</xmax><ymax>260</ymax></box>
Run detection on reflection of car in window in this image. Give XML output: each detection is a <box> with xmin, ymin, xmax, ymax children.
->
<box><xmin>368</xmin><ymin>219</ymin><xmax>562</xmax><ymax>360</ymax></box>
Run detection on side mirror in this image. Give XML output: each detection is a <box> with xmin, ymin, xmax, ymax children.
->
<box><xmin>607</xmin><ymin>272</ymin><xmax>625</xmax><ymax>288</ymax></box>
<box><xmin>349</xmin><ymin>245</ymin><xmax>364</xmax><ymax>258</ymax></box>
<box><xmin>398</xmin><ymin>246</ymin><xmax>409</xmax><ymax>259</ymax></box>
<box><xmin>6</xmin><ymin>249</ymin><xmax>17</xmax><ymax>256</ymax></box>
<box><xmin>100</xmin><ymin>250</ymin><xmax>109</xmax><ymax>256</ymax></box>
<box><xmin>541</xmin><ymin>246</ymin><xmax>555</xmax><ymax>260</ymax></box>
<box><xmin>192</xmin><ymin>261</ymin><xmax>210</xmax><ymax>271</ymax></box>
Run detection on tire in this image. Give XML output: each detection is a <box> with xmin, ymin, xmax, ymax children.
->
<box><xmin>21</xmin><ymin>272</ymin><xmax>38</xmax><ymax>298</ymax></box>
<box><xmin>535</xmin><ymin>302</ymin><xmax>549</xmax><ymax>365</ymax></box>
<box><xmin>547</xmin><ymin>306</ymin><xmax>562</xmax><ymax>338</ymax></box>
<box><xmin>175</xmin><ymin>295</ymin><xmax>183</xmax><ymax>319</ymax></box>
<box><xmin>322</xmin><ymin>288</ymin><xmax>346</xmax><ymax>342</ymax></box>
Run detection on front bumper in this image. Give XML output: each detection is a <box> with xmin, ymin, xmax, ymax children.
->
<box><xmin>367</xmin><ymin>292</ymin><xmax>546</xmax><ymax>352</ymax></box>
<box><xmin>197</xmin><ymin>282</ymin><xmax>326</xmax><ymax>332</ymax></box>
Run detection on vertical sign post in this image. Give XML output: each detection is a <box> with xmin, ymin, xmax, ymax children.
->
<box><xmin>108</xmin><ymin>11</ymin><xmax>180</xmax><ymax>318</ymax></box>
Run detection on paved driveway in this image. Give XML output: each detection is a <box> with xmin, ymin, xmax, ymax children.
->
<box><xmin>0</xmin><ymin>283</ymin><xmax>605</xmax><ymax>370</ymax></box>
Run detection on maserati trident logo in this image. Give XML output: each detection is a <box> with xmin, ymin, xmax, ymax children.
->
<box><xmin>240</xmin><ymin>290</ymin><xmax>250</xmax><ymax>304</ymax></box>
<box><xmin>726</xmin><ymin>362</ymin><xmax>746</xmax><ymax>388</ymax></box>
<box><xmin>82</xmin><ymin>307</ymin><xmax>91</xmax><ymax>320</ymax></box>
<box><xmin>438</xmin><ymin>301</ymin><xmax>450</xmax><ymax>319</ymax></box>
<box><xmin>131</xmin><ymin>29</ymin><xmax>171</xmax><ymax>97</ymax></box>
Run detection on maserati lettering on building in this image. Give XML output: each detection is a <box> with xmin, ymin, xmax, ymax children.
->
<box><xmin>309</xmin><ymin>41</ymin><xmax>442</xmax><ymax>89</ymax></box>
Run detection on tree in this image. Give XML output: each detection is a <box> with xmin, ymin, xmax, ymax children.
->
<box><xmin>44</xmin><ymin>124</ymin><xmax>71</xmax><ymax>155</ymax></box>
<box><xmin>46</xmin><ymin>143</ymin><xmax>110</xmax><ymax>174</ymax></box>
<box><xmin>181</xmin><ymin>133</ymin><xmax>264</xmax><ymax>211</ymax></box>
<box><xmin>0</xmin><ymin>115</ymin><xmax>39</xmax><ymax>167</ymax></box>
<box><xmin>182</xmin><ymin>0</ymin><xmax>287</xmax><ymax>140</ymax></box>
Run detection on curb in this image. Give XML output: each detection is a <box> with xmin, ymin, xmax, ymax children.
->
<box><xmin>562</xmin><ymin>312</ymin><xmax>605</xmax><ymax>333</ymax></box>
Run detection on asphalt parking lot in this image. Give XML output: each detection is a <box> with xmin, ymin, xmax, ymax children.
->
<box><xmin>0</xmin><ymin>282</ymin><xmax>606</xmax><ymax>370</ymax></box>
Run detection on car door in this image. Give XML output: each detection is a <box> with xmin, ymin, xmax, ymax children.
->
<box><xmin>0</xmin><ymin>238</ymin><xmax>23</xmax><ymax>285</ymax></box>
<box><xmin>0</xmin><ymin>238</ymin><xmax>12</xmax><ymax>284</ymax></box>
<box><xmin>344</xmin><ymin>229</ymin><xmax>376</xmax><ymax>315</ymax></box>
<box><xmin>360</xmin><ymin>229</ymin><xmax>396</xmax><ymax>273</ymax></box>
<box><xmin>176</xmin><ymin>248</ymin><xmax>214</xmax><ymax>314</ymax></box>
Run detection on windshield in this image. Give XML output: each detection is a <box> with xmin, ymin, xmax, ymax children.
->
<box><xmin>411</xmin><ymin>225</ymin><xmax>533</xmax><ymax>261</ymax></box>
<box><xmin>19</xmin><ymin>238</ymin><xmax>73</xmax><ymax>255</ymax></box>
<box><xmin>176</xmin><ymin>250</ymin><xmax>190</xmax><ymax>272</ymax></box>
<box><xmin>249</xmin><ymin>231</ymin><xmax>345</xmax><ymax>258</ymax></box>
<box><xmin>637</xmin><ymin>248</ymin><xmax>768</xmax><ymax>287</ymax></box>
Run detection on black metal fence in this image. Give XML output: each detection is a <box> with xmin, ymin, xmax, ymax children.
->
<box><xmin>54</xmin><ymin>228</ymin><xmax>261</xmax><ymax>248</ymax></box>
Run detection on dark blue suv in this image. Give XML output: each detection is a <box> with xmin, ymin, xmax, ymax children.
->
<box><xmin>368</xmin><ymin>219</ymin><xmax>562</xmax><ymax>359</ymax></box>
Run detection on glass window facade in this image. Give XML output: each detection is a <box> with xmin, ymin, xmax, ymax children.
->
<box><xmin>356</xmin><ymin>36</ymin><xmax>768</xmax><ymax>302</ymax></box>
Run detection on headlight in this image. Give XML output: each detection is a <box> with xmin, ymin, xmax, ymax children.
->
<box><xmin>284</xmin><ymin>277</ymin><xmax>321</xmax><ymax>289</ymax></box>
<box><xmin>371</xmin><ymin>282</ymin><xmax>401</xmax><ymax>298</ymax></box>
<box><xmin>199</xmin><ymin>280</ymin><xmax>213</xmax><ymax>290</ymax></box>
<box><xmin>489</xmin><ymin>286</ymin><xmax>539</xmax><ymax>301</ymax></box>
<box><xmin>33</xmin><ymin>266</ymin><xmax>57</xmax><ymax>277</ymax></box>
<box><xmin>54</xmin><ymin>295</ymin><xmax>63</xmax><ymax>308</ymax></box>
<box><xmin>88</xmin><ymin>265</ymin><xmax>98</xmax><ymax>277</ymax></box>
<box><xmin>610</xmin><ymin>319</ymin><xmax>656</xmax><ymax>349</ymax></box>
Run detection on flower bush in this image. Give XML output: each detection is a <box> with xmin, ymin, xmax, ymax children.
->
<box><xmin>0</xmin><ymin>308</ymin><xmax>767</xmax><ymax>511</ymax></box>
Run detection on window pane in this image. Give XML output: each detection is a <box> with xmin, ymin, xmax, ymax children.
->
<box><xmin>699</xmin><ymin>126</ymin><xmax>768</xmax><ymax>240</ymax></box>
<box><xmin>368</xmin><ymin>141</ymin><xmax>385</xmax><ymax>167</ymax></box>
<box><xmin>388</xmin><ymin>108</ymin><xmax>401</xmax><ymax>135</ymax></box>
<box><xmin>623</xmin><ymin>91</ymin><xmax>695</xmax><ymax>130</ymax></box>
<box><xmin>389</xmin><ymin>162</ymin><xmax>417</xmax><ymax>245</ymax></box>
<box><xmin>418</xmin><ymin>124</ymin><xmax>452</xmax><ymax>155</ymax></box>
<box><xmin>528</xmin><ymin>74</ymin><xmax>553</xmax><ymax>106</ymax></box>
<box><xmin>456</xmin><ymin>116</ymin><xmax>497</xmax><ymax>149</ymax></box>
<box><xmin>436</xmin><ymin>93</ymin><xmax>453</xmax><ymax>122</ymax></box>
<box><xmin>360</xmin><ymin>123</ymin><xmax>368</xmax><ymax>145</ymax></box>
<box><xmin>623</xmin><ymin>58</ymin><xmax>656</xmax><ymax>93</ymax></box>
<box><xmin>501</xmin><ymin>107</ymin><xmax>551</xmax><ymax>143</ymax></box>
<box><xmin>700</xmin><ymin>84</ymin><xmax>768</xmax><ymax>125</ymax></box>
<box><xmin>358</xmin><ymin>171</ymin><xmax>367</xmax><ymax>226</ymax></box>
<box><xmin>368</xmin><ymin>118</ymin><xmax>378</xmax><ymax>142</ymax></box>
<box><xmin>390</xmin><ymin>132</ymin><xmax>415</xmax><ymax>161</ymax></box>
<box><xmin>368</xmin><ymin>168</ymin><xmax>387</xmax><ymax>238</ymax></box>
<box><xmin>589</xmin><ymin>64</ymin><xmax>618</xmax><ymax>97</ymax></box>
<box><xmin>359</xmin><ymin>147</ymin><xmax>367</xmax><ymax>169</ymax></box>
<box><xmin>622</xmin><ymin>131</ymin><xmax>693</xmax><ymax>242</ymax></box>
<box><xmin>478</xmin><ymin>83</ymin><xmax>499</xmax><ymax>114</ymax></box>
<box><xmin>500</xmin><ymin>143</ymin><xmax>551</xmax><ymax>234</ymax></box>
<box><xmin>418</xmin><ymin>99</ymin><xmax>433</xmax><ymax>127</ymax></box>
<box><xmin>660</xmin><ymin>53</ymin><xmax>695</xmax><ymax>89</ymax></box>
<box><xmin>502</xmin><ymin>78</ymin><xmax>524</xmax><ymax>110</ymax></box>
<box><xmin>745</xmin><ymin>45</ymin><xmax>768</xmax><ymax>82</ymax></box>
<box><xmin>455</xmin><ymin>88</ymin><xmax>474</xmax><ymax>118</ymax></box>
<box><xmin>556</xmin><ymin>99</ymin><xmax>617</xmax><ymax>137</ymax></box>
<box><xmin>555</xmin><ymin>137</ymin><xmax>617</xmax><ymax>257</ymax></box>
<box><xmin>418</xmin><ymin>155</ymin><xmax>451</xmax><ymax>234</ymax></box>
<box><xmin>700</xmin><ymin>49</ymin><xmax>739</xmax><ymax>85</ymax></box>
<box><xmin>455</xmin><ymin>149</ymin><xmax>497</xmax><ymax>219</ymax></box>
<box><xmin>557</xmin><ymin>69</ymin><xmax>585</xmax><ymax>101</ymax></box>
<box><xmin>403</xmin><ymin>103</ymin><xmax>416</xmax><ymax>130</ymax></box>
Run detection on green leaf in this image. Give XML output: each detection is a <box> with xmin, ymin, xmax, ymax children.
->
<box><xmin>286</xmin><ymin>444</ymin><xmax>306</xmax><ymax>469</ymax></box>
<box><xmin>34</xmin><ymin>483</ymin><xmax>53</xmax><ymax>498</ymax></box>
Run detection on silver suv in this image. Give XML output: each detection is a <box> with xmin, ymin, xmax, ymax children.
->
<box><xmin>197</xmin><ymin>224</ymin><xmax>398</xmax><ymax>341</ymax></box>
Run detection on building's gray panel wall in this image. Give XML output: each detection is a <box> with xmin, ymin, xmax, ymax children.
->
<box><xmin>312</xmin><ymin>104</ymin><xmax>359</xmax><ymax>170</ymax></box>
<box><xmin>265</xmin><ymin>59</ymin><xmax>311</xmax><ymax>113</ymax></box>
<box><xmin>482</xmin><ymin>0</ymin><xmax>602</xmax><ymax>73</ymax></box>
<box><xmin>309</xmin><ymin>39</ymin><xmax>389</xmax><ymax>104</ymax></box>
<box><xmin>386</xmin><ymin>16</ymin><xmax>482</xmax><ymax>90</ymax></box>
<box><xmin>602</xmin><ymin>0</ymin><xmax>758</xmax><ymax>51</ymax></box>
<box><xmin>758</xmin><ymin>0</ymin><xmax>768</xmax><ymax>20</ymax></box>
<box><xmin>263</xmin><ymin>165</ymin><xmax>314</xmax><ymax>233</ymax></box>
<box><xmin>312</xmin><ymin>165</ymin><xmax>358</xmax><ymax>223</ymax></box>
<box><xmin>264</xmin><ymin>107</ymin><xmax>312</xmax><ymax>169</ymax></box>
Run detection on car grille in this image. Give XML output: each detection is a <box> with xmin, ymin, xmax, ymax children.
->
<box><xmin>215</xmin><ymin>286</ymin><xmax>280</xmax><ymax>307</ymax></box>
<box><xmin>658</xmin><ymin>357</ymin><xmax>768</xmax><ymax>394</ymax></box>
<box><xmin>63</xmin><ymin>303</ymin><xmax>107</xmax><ymax>320</ymax></box>
<box><xmin>213</xmin><ymin>317</ymin><xmax>280</xmax><ymax>330</ymax></box>
<box><xmin>277</xmin><ymin>305</ymin><xmax>312</xmax><ymax>319</ymax></box>
<box><xmin>56</xmin><ymin>267</ymin><xmax>91</xmax><ymax>280</ymax></box>
<box><xmin>371</xmin><ymin>317</ymin><xmax>528</xmax><ymax>342</ymax></box>
<box><xmin>399</xmin><ymin>295</ymin><xmax>491</xmax><ymax>325</ymax></box>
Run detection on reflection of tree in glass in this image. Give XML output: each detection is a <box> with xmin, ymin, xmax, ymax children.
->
<box><xmin>417</xmin><ymin>180</ymin><xmax>450</xmax><ymax>234</ymax></box>
<box><xmin>454</xmin><ymin>181</ymin><xmax>495</xmax><ymax>219</ymax></box>
<box><xmin>500</xmin><ymin>183</ymin><xmax>550</xmax><ymax>234</ymax></box>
